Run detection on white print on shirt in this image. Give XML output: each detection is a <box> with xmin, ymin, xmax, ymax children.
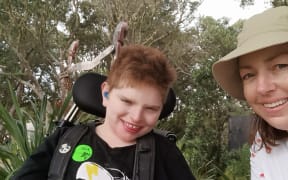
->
<box><xmin>76</xmin><ymin>161</ymin><xmax>130</xmax><ymax>180</ymax></box>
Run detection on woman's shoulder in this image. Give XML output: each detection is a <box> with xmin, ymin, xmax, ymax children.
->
<box><xmin>251</xmin><ymin>133</ymin><xmax>288</xmax><ymax>155</ymax></box>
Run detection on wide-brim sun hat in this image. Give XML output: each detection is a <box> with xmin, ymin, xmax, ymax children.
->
<box><xmin>212</xmin><ymin>6</ymin><xmax>288</xmax><ymax>100</ymax></box>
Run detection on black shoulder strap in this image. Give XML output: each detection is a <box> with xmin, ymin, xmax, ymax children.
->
<box><xmin>48</xmin><ymin>125</ymin><xmax>89</xmax><ymax>180</ymax></box>
<box><xmin>48</xmin><ymin>124</ymin><xmax>170</xmax><ymax>180</ymax></box>
<box><xmin>153</xmin><ymin>128</ymin><xmax>177</xmax><ymax>143</ymax></box>
<box><xmin>132</xmin><ymin>132</ymin><xmax>155</xmax><ymax>180</ymax></box>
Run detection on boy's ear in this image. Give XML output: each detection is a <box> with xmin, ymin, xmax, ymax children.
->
<box><xmin>101</xmin><ymin>82</ymin><xmax>109</xmax><ymax>106</ymax></box>
<box><xmin>103</xmin><ymin>91</ymin><xmax>109</xmax><ymax>99</ymax></box>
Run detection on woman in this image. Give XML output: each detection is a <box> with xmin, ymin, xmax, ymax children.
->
<box><xmin>212</xmin><ymin>6</ymin><xmax>288</xmax><ymax>180</ymax></box>
<box><xmin>12</xmin><ymin>45</ymin><xmax>195</xmax><ymax>179</ymax></box>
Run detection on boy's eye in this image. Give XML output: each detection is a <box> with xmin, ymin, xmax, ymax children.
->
<box><xmin>121</xmin><ymin>98</ymin><xmax>132</xmax><ymax>104</ymax></box>
<box><xmin>146</xmin><ymin>107</ymin><xmax>158</xmax><ymax>112</ymax></box>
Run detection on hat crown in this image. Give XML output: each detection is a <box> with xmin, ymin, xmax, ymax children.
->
<box><xmin>238</xmin><ymin>6</ymin><xmax>288</xmax><ymax>47</ymax></box>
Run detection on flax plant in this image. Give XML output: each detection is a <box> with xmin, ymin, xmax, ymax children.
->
<box><xmin>0</xmin><ymin>82</ymin><xmax>71</xmax><ymax>179</ymax></box>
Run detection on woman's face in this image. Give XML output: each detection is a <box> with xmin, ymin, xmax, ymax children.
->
<box><xmin>239</xmin><ymin>44</ymin><xmax>288</xmax><ymax>130</ymax></box>
<box><xmin>101</xmin><ymin>82</ymin><xmax>163</xmax><ymax>144</ymax></box>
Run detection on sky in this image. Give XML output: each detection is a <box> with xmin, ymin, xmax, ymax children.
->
<box><xmin>196</xmin><ymin>0</ymin><xmax>272</xmax><ymax>24</ymax></box>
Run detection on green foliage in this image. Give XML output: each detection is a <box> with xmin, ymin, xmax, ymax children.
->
<box><xmin>176</xmin><ymin>16</ymin><xmax>250</xmax><ymax>178</ymax></box>
<box><xmin>0</xmin><ymin>1</ymin><xmax>257</xmax><ymax>178</ymax></box>
<box><xmin>240</xmin><ymin>0</ymin><xmax>288</xmax><ymax>7</ymax></box>
<box><xmin>0</xmin><ymin>82</ymin><xmax>70</xmax><ymax>179</ymax></box>
<box><xmin>220</xmin><ymin>144</ymin><xmax>250</xmax><ymax>180</ymax></box>
<box><xmin>0</xmin><ymin>0</ymin><xmax>109</xmax><ymax>108</ymax></box>
<box><xmin>271</xmin><ymin>0</ymin><xmax>288</xmax><ymax>6</ymax></box>
<box><xmin>193</xmin><ymin>160</ymin><xmax>218</xmax><ymax>180</ymax></box>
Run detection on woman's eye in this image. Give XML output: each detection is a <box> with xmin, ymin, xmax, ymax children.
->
<box><xmin>275</xmin><ymin>64</ymin><xmax>288</xmax><ymax>69</ymax></box>
<box><xmin>241</xmin><ymin>73</ymin><xmax>253</xmax><ymax>80</ymax></box>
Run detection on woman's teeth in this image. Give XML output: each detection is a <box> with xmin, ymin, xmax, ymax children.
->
<box><xmin>264</xmin><ymin>99</ymin><xmax>287</xmax><ymax>108</ymax></box>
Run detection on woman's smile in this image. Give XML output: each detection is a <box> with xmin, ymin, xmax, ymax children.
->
<box><xmin>263</xmin><ymin>98</ymin><xmax>288</xmax><ymax>108</ymax></box>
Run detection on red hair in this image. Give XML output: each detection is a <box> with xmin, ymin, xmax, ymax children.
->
<box><xmin>107</xmin><ymin>44</ymin><xmax>176</xmax><ymax>102</ymax></box>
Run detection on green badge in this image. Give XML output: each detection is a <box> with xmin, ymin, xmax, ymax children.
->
<box><xmin>72</xmin><ymin>144</ymin><xmax>93</xmax><ymax>162</ymax></box>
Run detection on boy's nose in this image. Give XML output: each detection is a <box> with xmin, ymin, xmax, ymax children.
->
<box><xmin>130</xmin><ymin>107</ymin><xmax>144</xmax><ymax>123</ymax></box>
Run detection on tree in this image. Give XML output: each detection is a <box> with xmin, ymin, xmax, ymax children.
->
<box><xmin>177</xmin><ymin>16</ymin><xmax>250</xmax><ymax>178</ymax></box>
<box><xmin>0</xmin><ymin>0</ymin><xmax>204</xmax><ymax>177</ymax></box>
<box><xmin>0</xmin><ymin>0</ymin><xmax>201</xmax><ymax>119</ymax></box>
<box><xmin>239</xmin><ymin>0</ymin><xmax>288</xmax><ymax>7</ymax></box>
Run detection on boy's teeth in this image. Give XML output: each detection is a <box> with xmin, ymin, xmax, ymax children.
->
<box><xmin>126</xmin><ymin>122</ymin><xmax>139</xmax><ymax>129</ymax></box>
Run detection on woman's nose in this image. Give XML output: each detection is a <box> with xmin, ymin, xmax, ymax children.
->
<box><xmin>255</xmin><ymin>73</ymin><xmax>276</xmax><ymax>95</ymax></box>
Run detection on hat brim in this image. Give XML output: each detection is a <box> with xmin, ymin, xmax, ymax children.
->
<box><xmin>212</xmin><ymin>31</ymin><xmax>288</xmax><ymax>100</ymax></box>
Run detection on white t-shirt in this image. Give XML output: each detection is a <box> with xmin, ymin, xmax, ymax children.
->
<box><xmin>250</xmin><ymin>134</ymin><xmax>288</xmax><ymax>180</ymax></box>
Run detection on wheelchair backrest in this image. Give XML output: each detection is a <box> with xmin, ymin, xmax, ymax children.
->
<box><xmin>72</xmin><ymin>72</ymin><xmax>177</xmax><ymax>120</ymax></box>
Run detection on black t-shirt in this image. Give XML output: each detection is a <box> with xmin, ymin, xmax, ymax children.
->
<box><xmin>12</xmin><ymin>124</ymin><xmax>195</xmax><ymax>180</ymax></box>
<box><xmin>66</xmin><ymin>124</ymin><xmax>135</xmax><ymax>179</ymax></box>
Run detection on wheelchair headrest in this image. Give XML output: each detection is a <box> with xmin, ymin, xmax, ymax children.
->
<box><xmin>72</xmin><ymin>72</ymin><xmax>176</xmax><ymax>120</ymax></box>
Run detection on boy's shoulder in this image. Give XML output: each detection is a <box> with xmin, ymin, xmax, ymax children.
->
<box><xmin>152</xmin><ymin>129</ymin><xmax>177</xmax><ymax>144</ymax></box>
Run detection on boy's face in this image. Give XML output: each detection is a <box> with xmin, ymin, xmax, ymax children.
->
<box><xmin>102</xmin><ymin>82</ymin><xmax>163</xmax><ymax>144</ymax></box>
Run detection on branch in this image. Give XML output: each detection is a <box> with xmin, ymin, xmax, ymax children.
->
<box><xmin>14</xmin><ymin>77</ymin><xmax>43</xmax><ymax>99</ymax></box>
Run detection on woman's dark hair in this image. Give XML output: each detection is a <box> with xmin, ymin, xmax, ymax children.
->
<box><xmin>249</xmin><ymin>114</ymin><xmax>288</xmax><ymax>149</ymax></box>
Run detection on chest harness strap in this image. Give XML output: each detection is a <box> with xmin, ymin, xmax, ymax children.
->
<box><xmin>48</xmin><ymin>124</ymin><xmax>156</xmax><ymax>180</ymax></box>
